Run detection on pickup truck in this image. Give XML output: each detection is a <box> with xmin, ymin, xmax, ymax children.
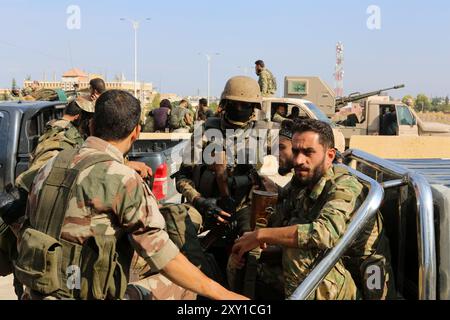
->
<box><xmin>0</xmin><ymin>101</ymin><xmax>186</xmax><ymax>203</ymax></box>
<box><xmin>335</xmin><ymin>96</ymin><xmax>450</xmax><ymax>147</ymax></box>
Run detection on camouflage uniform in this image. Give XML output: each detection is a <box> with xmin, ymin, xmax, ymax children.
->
<box><xmin>279</xmin><ymin>166</ymin><xmax>359</xmax><ymax>299</ymax></box>
<box><xmin>169</xmin><ymin>106</ymin><xmax>194</xmax><ymax>132</ymax></box>
<box><xmin>258</xmin><ymin>68</ymin><xmax>277</xmax><ymax>97</ymax></box>
<box><xmin>15</xmin><ymin>119</ymin><xmax>84</xmax><ymax>193</ymax></box>
<box><xmin>19</xmin><ymin>136</ymin><xmax>184</xmax><ymax>299</ymax></box>
<box><xmin>279</xmin><ymin>165</ymin><xmax>393</xmax><ymax>299</ymax></box>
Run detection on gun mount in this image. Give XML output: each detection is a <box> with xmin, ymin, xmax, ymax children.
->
<box><xmin>335</xmin><ymin>84</ymin><xmax>405</xmax><ymax>109</ymax></box>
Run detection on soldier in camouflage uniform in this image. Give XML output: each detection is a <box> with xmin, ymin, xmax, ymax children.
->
<box><xmin>170</xmin><ymin>99</ymin><xmax>195</xmax><ymax>132</ymax></box>
<box><xmin>255</xmin><ymin>60</ymin><xmax>277</xmax><ymax>97</ymax></box>
<box><xmin>232</xmin><ymin>119</ymin><xmax>394</xmax><ymax>300</ymax></box>
<box><xmin>15</xmin><ymin>98</ymin><xmax>91</xmax><ymax>194</ymax></box>
<box><xmin>170</xmin><ymin>76</ymin><xmax>267</xmax><ymax>285</ymax></box>
<box><xmin>14</xmin><ymin>90</ymin><xmax>247</xmax><ymax>300</ymax></box>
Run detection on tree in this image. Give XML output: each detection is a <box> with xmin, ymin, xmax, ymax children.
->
<box><xmin>402</xmin><ymin>95</ymin><xmax>415</xmax><ymax>106</ymax></box>
<box><xmin>415</xmin><ymin>94</ymin><xmax>431</xmax><ymax>112</ymax></box>
<box><xmin>11</xmin><ymin>78</ymin><xmax>17</xmax><ymax>90</ymax></box>
<box><xmin>431</xmin><ymin>97</ymin><xmax>442</xmax><ymax>107</ymax></box>
<box><xmin>25</xmin><ymin>75</ymin><xmax>31</xmax><ymax>81</ymax></box>
<box><xmin>151</xmin><ymin>93</ymin><xmax>161</xmax><ymax>110</ymax></box>
<box><xmin>446</xmin><ymin>96</ymin><xmax>449</xmax><ymax>106</ymax></box>
<box><xmin>209</xmin><ymin>102</ymin><xmax>218</xmax><ymax>113</ymax></box>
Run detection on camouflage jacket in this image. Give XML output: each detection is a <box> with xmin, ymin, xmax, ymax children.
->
<box><xmin>15</xmin><ymin>119</ymin><xmax>84</xmax><ymax>193</ymax></box>
<box><xmin>24</xmin><ymin>136</ymin><xmax>179</xmax><ymax>272</ymax></box>
<box><xmin>280</xmin><ymin>165</ymin><xmax>360</xmax><ymax>299</ymax></box>
<box><xmin>169</xmin><ymin>106</ymin><xmax>194</xmax><ymax>130</ymax></box>
<box><xmin>258</xmin><ymin>68</ymin><xmax>277</xmax><ymax>97</ymax></box>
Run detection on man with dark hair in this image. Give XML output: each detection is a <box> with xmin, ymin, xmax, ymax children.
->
<box><xmin>143</xmin><ymin>99</ymin><xmax>172</xmax><ymax>132</ymax></box>
<box><xmin>232</xmin><ymin>118</ymin><xmax>394</xmax><ymax>300</ymax></box>
<box><xmin>14</xmin><ymin>90</ymin><xmax>246</xmax><ymax>300</ymax></box>
<box><xmin>89</xmin><ymin>78</ymin><xmax>106</xmax><ymax>102</ymax></box>
<box><xmin>288</xmin><ymin>107</ymin><xmax>300</xmax><ymax>120</ymax></box>
<box><xmin>255</xmin><ymin>59</ymin><xmax>277</xmax><ymax>97</ymax></box>
<box><xmin>15</xmin><ymin>97</ymin><xmax>93</xmax><ymax>195</ymax></box>
<box><xmin>272</xmin><ymin>104</ymin><xmax>288</xmax><ymax>123</ymax></box>
<box><xmin>197</xmin><ymin>98</ymin><xmax>214</xmax><ymax>121</ymax></box>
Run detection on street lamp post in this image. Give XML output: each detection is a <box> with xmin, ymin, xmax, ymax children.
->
<box><xmin>199</xmin><ymin>53</ymin><xmax>220</xmax><ymax>106</ymax></box>
<box><xmin>120</xmin><ymin>18</ymin><xmax>150</xmax><ymax>98</ymax></box>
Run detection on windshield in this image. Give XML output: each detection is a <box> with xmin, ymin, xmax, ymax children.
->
<box><xmin>304</xmin><ymin>102</ymin><xmax>335</xmax><ymax>127</ymax></box>
<box><xmin>396</xmin><ymin>105</ymin><xmax>416</xmax><ymax>126</ymax></box>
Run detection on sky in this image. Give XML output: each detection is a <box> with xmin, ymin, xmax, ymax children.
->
<box><xmin>0</xmin><ymin>0</ymin><xmax>449</xmax><ymax>98</ymax></box>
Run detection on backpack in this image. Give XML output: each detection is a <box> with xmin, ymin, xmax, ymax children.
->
<box><xmin>14</xmin><ymin>149</ymin><xmax>130</xmax><ymax>299</ymax></box>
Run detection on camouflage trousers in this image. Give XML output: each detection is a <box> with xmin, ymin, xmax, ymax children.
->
<box><xmin>283</xmin><ymin>247</ymin><xmax>359</xmax><ymax>300</ymax></box>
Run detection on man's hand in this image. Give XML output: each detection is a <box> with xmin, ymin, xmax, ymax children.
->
<box><xmin>126</xmin><ymin>161</ymin><xmax>153</xmax><ymax>179</ymax></box>
<box><xmin>231</xmin><ymin>230</ymin><xmax>265</xmax><ymax>267</ymax></box>
<box><xmin>90</xmin><ymin>93</ymin><xmax>101</xmax><ymax>102</ymax></box>
<box><xmin>193</xmin><ymin>196</ymin><xmax>231</xmax><ymax>225</ymax></box>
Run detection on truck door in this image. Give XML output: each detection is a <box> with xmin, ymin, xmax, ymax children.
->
<box><xmin>396</xmin><ymin>105</ymin><xmax>419</xmax><ymax>136</ymax></box>
<box><xmin>0</xmin><ymin>110</ymin><xmax>9</xmax><ymax>190</ymax></box>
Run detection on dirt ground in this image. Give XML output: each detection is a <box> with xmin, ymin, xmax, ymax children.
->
<box><xmin>417</xmin><ymin>112</ymin><xmax>450</xmax><ymax>124</ymax></box>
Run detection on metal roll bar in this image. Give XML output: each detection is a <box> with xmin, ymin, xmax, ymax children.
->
<box><xmin>344</xmin><ymin>149</ymin><xmax>436</xmax><ymax>300</ymax></box>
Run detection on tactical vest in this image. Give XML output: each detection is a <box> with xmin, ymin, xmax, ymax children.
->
<box><xmin>15</xmin><ymin>149</ymin><xmax>131</xmax><ymax>300</ymax></box>
<box><xmin>31</xmin><ymin>120</ymin><xmax>84</xmax><ymax>164</ymax></box>
<box><xmin>192</xmin><ymin>118</ymin><xmax>256</xmax><ymax>206</ymax></box>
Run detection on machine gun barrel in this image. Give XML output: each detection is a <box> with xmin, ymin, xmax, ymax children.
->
<box><xmin>335</xmin><ymin>84</ymin><xmax>405</xmax><ymax>108</ymax></box>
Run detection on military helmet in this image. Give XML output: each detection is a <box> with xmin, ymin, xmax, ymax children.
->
<box><xmin>75</xmin><ymin>97</ymin><xmax>95</xmax><ymax>113</ymax></box>
<box><xmin>220</xmin><ymin>76</ymin><xmax>262</xmax><ymax>109</ymax></box>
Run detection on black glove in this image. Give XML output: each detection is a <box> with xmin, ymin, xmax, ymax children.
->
<box><xmin>194</xmin><ymin>197</ymin><xmax>223</xmax><ymax>220</ymax></box>
<box><xmin>216</xmin><ymin>196</ymin><xmax>237</xmax><ymax>215</ymax></box>
<box><xmin>0</xmin><ymin>187</ymin><xmax>28</xmax><ymax>225</ymax></box>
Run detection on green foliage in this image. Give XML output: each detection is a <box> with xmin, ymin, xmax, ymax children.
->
<box><xmin>209</xmin><ymin>102</ymin><xmax>218</xmax><ymax>112</ymax></box>
<box><xmin>402</xmin><ymin>95</ymin><xmax>414</xmax><ymax>106</ymax></box>
<box><xmin>151</xmin><ymin>93</ymin><xmax>161</xmax><ymax>110</ymax></box>
<box><xmin>11</xmin><ymin>78</ymin><xmax>17</xmax><ymax>90</ymax></box>
<box><xmin>415</xmin><ymin>94</ymin><xmax>431</xmax><ymax>111</ymax></box>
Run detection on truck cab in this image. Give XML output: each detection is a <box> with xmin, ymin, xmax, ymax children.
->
<box><xmin>259</xmin><ymin>97</ymin><xmax>346</xmax><ymax>152</ymax></box>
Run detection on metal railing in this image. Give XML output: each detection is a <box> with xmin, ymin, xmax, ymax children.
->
<box><xmin>344</xmin><ymin>149</ymin><xmax>437</xmax><ymax>300</ymax></box>
<box><xmin>289</xmin><ymin>164</ymin><xmax>384</xmax><ymax>300</ymax></box>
